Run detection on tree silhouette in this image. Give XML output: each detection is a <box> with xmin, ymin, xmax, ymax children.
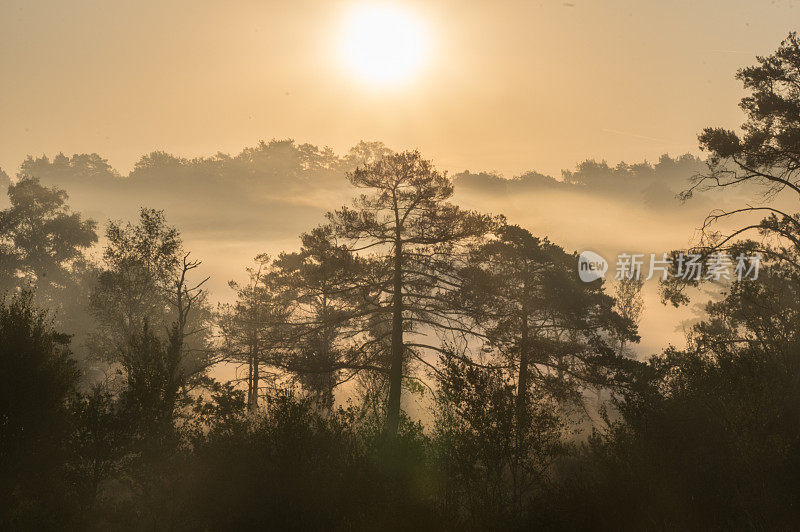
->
<box><xmin>90</xmin><ymin>208</ymin><xmax>212</xmax><ymax>385</ymax></box>
<box><xmin>686</xmin><ymin>32</ymin><xmax>800</xmax><ymax>271</ymax></box>
<box><xmin>434</xmin><ymin>352</ymin><xmax>564</xmax><ymax>525</ymax></box>
<box><xmin>270</xmin><ymin>227</ymin><xmax>365</xmax><ymax>409</ymax></box>
<box><xmin>0</xmin><ymin>292</ymin><xmax>79</xmax><ymax>526</ymax></box>
<box><xmin>218</xmin><ymin>254</ymin><xmax>292</xmax><ymax>412</ymax></box>
<box><xmin>0</xmin><ymin>177</ymin><xmax>97</xmax><ymax>316</ymax></box>
<box><xmin>457</xmin><ymin>225</ymin><xmax>638</xmax><ymax>464</ymax></box>
<box><xmin>327</xmin><ymin>151</ymin><xmax>494</xmax><ymax>437</ymax></box>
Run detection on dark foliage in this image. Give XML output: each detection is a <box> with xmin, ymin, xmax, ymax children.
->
<box><xmin>0</xmin><ymin>292</ymin><xmax>80</xmax><ymax>528</ymax></box>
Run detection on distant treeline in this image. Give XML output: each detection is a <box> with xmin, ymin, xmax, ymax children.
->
<box><xmin>5</xmin><ymin>141</ymin><xmax>707</xmax><ymax>211</ymax></box>
<box><xmin>454</xmin><ymin>153</ymin><xmax>706</xmax><ymax>208</ymax></box>
<box><xmin>0</xmin><ymin>142</ymin><xmax>715</xmax><ymax>246</ymax></box>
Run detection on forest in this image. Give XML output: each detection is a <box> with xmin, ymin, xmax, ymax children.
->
<box><xmin>2</xmin><ymin>31</ymin><xmax>800</xmax><ymax>531</ymax></box>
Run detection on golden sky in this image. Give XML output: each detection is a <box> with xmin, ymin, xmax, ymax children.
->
<box><xmin>1</xmin><ymin>0</ymin><xmax>798</xmax><ymax>177</ymax></box>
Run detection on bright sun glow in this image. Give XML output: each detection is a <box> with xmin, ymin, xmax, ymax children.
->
<box><xmin>340</xmin><ymin>3</ymin><xmax>430</xmax><ymax>87</ymax></box>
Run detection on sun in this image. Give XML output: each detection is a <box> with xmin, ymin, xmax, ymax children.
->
<box><xmin>340</xmin><ymin>3</ymin><xmax>430</xmax><ymax>87</ymax></box>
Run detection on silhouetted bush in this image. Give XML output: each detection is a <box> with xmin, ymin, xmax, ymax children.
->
<box><xmin>0</xmin><ymin>292</ymin><xmax>80</xmax><ymax>528</ymax></box>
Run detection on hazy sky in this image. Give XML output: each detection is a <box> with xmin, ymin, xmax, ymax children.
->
<box><xmin>1</xmin><ymin>0</ymin><xmax>797</xmax><ymax>177</ymax></box>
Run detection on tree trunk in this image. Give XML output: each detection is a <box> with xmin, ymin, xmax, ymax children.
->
<box><xmin>251</xmin><ymin>353</ymin><xmax>259</xmax><ymax>413</ymax></box>
<box><xmin>513</xmin><ymin>301</ymin><xmax>530</xmax><ymax>514</ymax></box>
<box><xmin>247</xmin><ymin>345</ymin><xmax>259</xmax><ymax>413</ymax></box>
<box><xmin>247</xmin><ymin>351</ymin><xmax>254</xmax><ymax>410</ymax></box>
<box><xmin>385</xmin><ymin>235</ymin><xmax>404</xmax><ymax>438</ymax></box>
<box><xmin>516</xmin><ymin>305</ymin><xmax>530</xmax><ymax>435</ymax></box>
